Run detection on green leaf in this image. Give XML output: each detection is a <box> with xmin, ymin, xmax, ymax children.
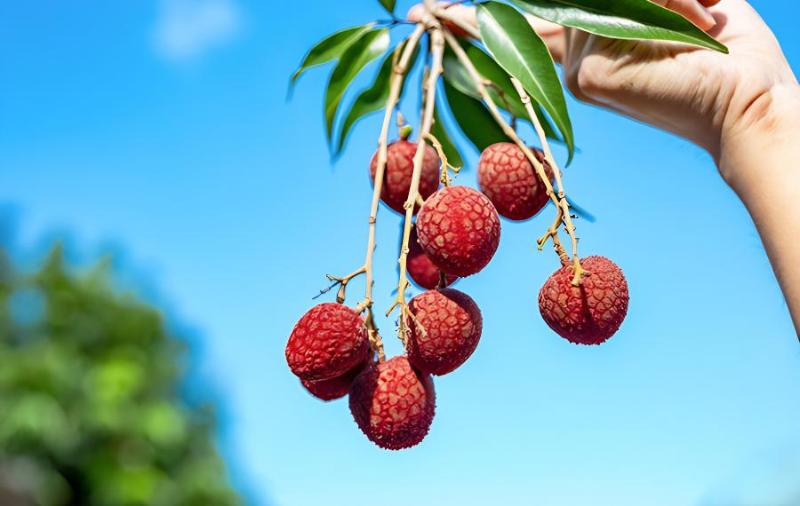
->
<box><xmin>336</xmin><ymin>42</ymin><xmax>419</xmax><ymax>154</ymax></box>
<box><xmin>324</xmin><ymin>29</ymin><xmax>390</xmax><ymax>144</ymax></box>
<box><xmin>431</xmin><ymin>104</ymin><xmax>464</xmax><ymax>169</ymax></box>
<box><xmin>290</xmin><ymin>24</ymin><xmax>375</xmax><ymax>86</ymax></box>
<box><xmin>443</xmin><ymin>42</ymin><xmax>562</xmax><ymax>142</ymax></box>
<box><xmin>512</xmin><ymin>0</ymin><xmax>728</xmax><ymax>53</ymax></box>
<box><xmin>442</xmin><ymin>79</ymin><xmax>509</xmax><ymax>152</ymax></box>
<box><xmin>478</xmin><ymin>2</ymin><xmax>575</xmax><ymax>162</ymax></box>
<box><xmin>378</xmin><ymin>0</ymin><xmax>396</xmax><ymax>14</ymax></box>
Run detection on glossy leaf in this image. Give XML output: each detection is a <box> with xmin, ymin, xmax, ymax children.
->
<box><xmin>513</xmin><ymin>0</ymin><xmax>727</xmax><ymax>53</ymax></box>
<box><xmin>324</xmin><ymin>29</ymin><xmax>390</xmax><ymax>144</ymax></box>
<box><xmin>378</xmin><ymin>0</ymin><xmax>396</xmax><ymax>14</ymax></box>
<box><xmin>478</xmin><ymin>2</ymin><xmax>575</xmax><ymax>162</ymax></box>
<box><xmin>443</xmin><ymin>79</ymin><xmax>509</xmax><ymax>153</ymax></box>
<box><xmin>443</xmin><ymin>42</ymin><xmax>562</xmax><ymax>142</ymax></box>
<box><xmin>431</xmin><ymin>104</ymin><xmax>464</xmax><ymax>169</ymax></box>
<box><xmin>336</xmin><ymin>42</ymin><xmax>419</xmax><ymax>154</ymax></box>
<box><xmin>290</xmin><ymin>24</ymin><xmax>375</xmax><ymax>86</ymax></box>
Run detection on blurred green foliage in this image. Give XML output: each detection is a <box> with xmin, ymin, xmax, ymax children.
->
<box><xmin>0</xmin><ymin>245</ymin><xmax>241</xmax><ymax>505</ymax></box>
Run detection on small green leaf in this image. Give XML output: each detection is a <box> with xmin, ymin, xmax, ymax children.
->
<box><xmin>512</xmin><ymin>0</ymin><xmax>728</xmax><ymax>53</ymax></box>
<box><xmin>478</xmin><ymin>2</ymin><xmax>575</xmax><ymax>162</ymax></box>
<box><xmin>443</xmin><ymin>79</ymin><xmax>509</xmax><ymax>152</ymax></box>
<box><xmin>290</xmin><ymin>24</ymin><xmax>375</xmax><ymax>86</ymax></box>
<box><xmin>431</xmin><ymin>104</ymin><xmax>464</xmax><ymax>170</ymax></box>
<box><xmin>324</xmin><ymin>29</ymin><xmax>390</xmax><ymax>145</ymax></box>
<box><xmin>336</xmin><ymin>42</ymin><xmax>420</xmax><ymax>154</ymax></box>
<box><xmin>378</xmin><ymin>0</ymin><xmax>396</xmax><ymax>15</ymax></box>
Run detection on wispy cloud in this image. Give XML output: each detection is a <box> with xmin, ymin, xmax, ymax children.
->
<box><xmin>152</xmin><ymin>0</ymin><xmax>242</xmax><ymax>63</ymax></box>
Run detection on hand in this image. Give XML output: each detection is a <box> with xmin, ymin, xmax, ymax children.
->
<box><xmin>409</xmin><ymin>1</ymin><xmax>797</xmax><ymax>173</ymax></box>
<box><xmin>411</xmin><ymin>1</ymin><xmax>800</xmax><ymax>334</ymax></box>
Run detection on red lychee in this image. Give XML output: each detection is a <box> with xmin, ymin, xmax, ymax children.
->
<box><xmin>301</xmin><ymin>357</ymin><xmax>371</xmax><ymax>401</ymax></box>
<box><xmin>478</xmin><ymin>142</ymin><xmax>554</xmax><ymax>221</ymax></box>
<box><xmin>286</xmin><ymin>303</ymin><xmax>369</xmax><ymax>381</ymax></box>
<box><xmin>408</xmin><ymin>225</ymin><xmax>458</xmax><ymax>290</ymax></box>
<box><xmin>370</xmin><ymin>140</ymin><xmax>440</xmax><ymax>214</ymax></box>
<box><xmin>407</xmin><ymin>288</ymin><xmax>482</xmax><ymax>375</ymax></box>
<box><xmin>349</xmin><ymin>355</ymin><xmax>435</xmax><ymax>450</ymax></box>
<box><xmin>416</xmin><ymin>186</ymin><xmax>501</xmax><ymax>277</ymax></box>
<box><xmin>538</xmin><ymin>256</ymin><xmax>629</xmax><ymax>345</ymax></box>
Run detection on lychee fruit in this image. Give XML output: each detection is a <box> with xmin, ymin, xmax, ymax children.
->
<box><xmin>286</xmin><ymin>303</ymin><xmax>369</xmax><ymax>381</ymax></box>
<box><xmin>416</xmin><ymin>186</ymin><xmax>501</xmax><ymax>277</ymax></box>
<box><xmin>301</xmin><ymin>356</ymin><xmax>371</xmax><ymax>402</ymax></box>
<box><xmin>538</xmin><ymin>256</ymin><xmax>629</xmax><ymax>345</ymax></box>
<box><xmin>478</xmin><ymin>142</ymin><xmax>554</xmax><ymax>221</ymax></box>
<box><xmin>370</xmin><ymin>140</ymin><xmax>440</xmax><ymax>214</ymax></box>
<box><xmin>349</xmin><ymin>355</ymin><xmax>435</xmax><ymax>450</ymax></box>
<box><xmin>407</xmin><ymin>288</ymin><xmax>482</xmax><ymax>375</ymax></box>
<box><xmin>408</xmin><ymin>225</ymin><xmax>458</xmax><ymax>290</ymax></box>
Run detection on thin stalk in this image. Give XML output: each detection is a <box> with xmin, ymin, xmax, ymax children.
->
<box><xmin>443</xmin><ymin>30</ymin><xmax>586</xmax><ymax>284</ymax></box>
<box><xmin>387</xmin><ymin>9</ymin><xmax>445</xmax><ymax>345</ymax></box>
<box><xmin>359</xmin><ymin>24</ymin><xmax>425</xmax><ymax>361</ymax></box>
<box><xmin>510</xmin><ymin>77</ymin><xmax>585</xmax><ymax>284</ymax></box>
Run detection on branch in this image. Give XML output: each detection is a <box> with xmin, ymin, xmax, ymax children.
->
<box><xmin>388</xmin><ymin>12</ymin><xmax>445</xmax><ymax>345</ymax></box>
<box><xmin>356</xmin><ymin>23</ymin><xmax>425</xmax><ymax>361</ymax></box>
<box><xmin>444</xmin><ymin>32</ymin><xmax>584</xmax><ymax>284</ymax></box>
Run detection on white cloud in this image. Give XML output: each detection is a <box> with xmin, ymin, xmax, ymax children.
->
<box><xmin>152</xmin><ymin>0</ymin><xmax>242</xmax><ymax>62</ymax></box>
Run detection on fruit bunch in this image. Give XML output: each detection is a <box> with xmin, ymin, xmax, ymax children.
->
<box><xmin>281</xmin><ymin>0</ymin><xmax>718</xmax><ymax>449</ymax></box>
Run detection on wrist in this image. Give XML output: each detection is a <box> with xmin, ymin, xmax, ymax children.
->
<box><xmin>718</xmin><ymin>83</ymin><xmax>800</xmax><ymax>195</ymax></box>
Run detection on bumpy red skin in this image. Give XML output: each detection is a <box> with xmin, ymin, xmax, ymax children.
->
<box><xmin>408</xmin><ymin>226</ymin><xmax>458</xmax><ymax>290</ymax></box>
<box><xmin>349</xmin><ymin>356</ymin><xmax>435</xmax><ymax>450</ymax></box>
<box><xmin>286</xmin><ymin>303</ymin><xmax>369</xmax><ymax>381</ymax></box>
<box><xmin>301</xmin><ymin>357</ymin><xmax>370</xmax><ymax>401</ymax></box>
<box><xmin>370</xmin><ymin>140</ymin><xmax>440</xmax><ymax>215</ymax></box>
<box><xmin>478</xmin><ymin>143</ymin><xmax>554</xmax><ymax>221</ymax></box>
<box><xmin>538</xmin><ymin>256</ymin><xmax>629</xmax><ymax>345</ymax></box>
<box><xmin>407</xmin><ymin>289</ymin><xmax>482</xmax><ymax>375</ymax></box>
<box><xmin>416</xmin><ymin>186</ymin><xmax>501</xmax><ymax>277</ymax></box>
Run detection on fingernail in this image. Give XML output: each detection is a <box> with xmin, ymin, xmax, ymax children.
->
<box><xmin>700</xmin><ymin>7</ymin><xmax>717</xmax><ymax>28</ymax></box>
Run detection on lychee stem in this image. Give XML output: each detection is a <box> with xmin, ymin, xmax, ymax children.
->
<box><xmin>389</xmin><ymin>10</ymin><xmax>444</xmax><ymax>344</ymax></box>
<box><xmin>443</xmin><ymin>30</ymin><xmax>586</xmax><ymax>285</ymax></box>
<box><xmin>423</xmin><ymin>132</ymin><xmax>457</xmax><ymax>186</ymax></box>
<box><xmin>510</xmin><ymin>78</ymin><xmax>586</xmax><ymax>285</ymax></box>
<box><xmin>359</xmin><ymin>24</ymin><xmax>425</xmax><ymax>360</ymax></box>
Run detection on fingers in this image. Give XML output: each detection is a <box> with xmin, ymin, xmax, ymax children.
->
<box><xmin>652</xmin><ymin>0</ymin><xmax>718</xmax><ymax>30</ymax></box>
<box><xmin>408</xmin><ymin>2</ymin><xmax>475</xmax><ymax>26</ymax></box>
<box><xmin>528</xmin><ymin>16</ymin><xmax>566</xmax><ymax>63</ymax></box>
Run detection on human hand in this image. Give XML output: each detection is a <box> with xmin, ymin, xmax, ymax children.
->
<box><xmin>409</xmin><ymin>1</ymin><xmax>797</xmax><ymax>176</ymax></box>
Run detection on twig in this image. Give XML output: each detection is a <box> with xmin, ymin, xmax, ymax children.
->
<box><xmin>355</xmin><ymin>24</ymin><xmax>425</xmax><ymax>360</ymax></box>
<box><xmin>443</xmin><ymin>30</ymin><xmax>586</xmax><ymax>285</ymax></box>
<box><xmin>388</xmin><ymin>7</ymin><xmax>445</xmax><ymax>345</ymax></box>
<box><xmin>423</xmin><ymin>132</ymin><xmax>457</xmax><ymax>186</ymax></box>
<box><xmin>510</xmin><ymin>77</ymin><xmax>586</xmax><ymax>284</ymax></box>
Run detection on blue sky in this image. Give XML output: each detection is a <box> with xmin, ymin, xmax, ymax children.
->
<box><xmin>1</xmin><ymin>1</ymin><xmax>799</xmax><ymax>505</ymax></box>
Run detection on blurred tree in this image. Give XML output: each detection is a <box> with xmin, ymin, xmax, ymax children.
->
<box><xmin>0</xmin><ymin>245</ymin><xmax>241</xmax><ymax>506</ymax></box>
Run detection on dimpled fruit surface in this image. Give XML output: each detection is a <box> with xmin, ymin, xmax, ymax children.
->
<box><xmin>407</xmin><ymin>226</ymin><xmax>458</xmax><ymax>290</ymax></box>
<box><xmin>538</xmin><ymin>256</ymin><xmax>629</xmax><ymax>345</ymax></box>
<box><xmin>370</xmin><ymin>140</ymin><xmax>440</xmax><ymax>214</ymax></box>
<box><xmin>478</xmin><ymin>142</ymin><xmax>553</xmax><ymax>221</ymax></box>
<box><xmin>349</xmin><ymin>356</ymin><xmax>435</xmax><ymax>450</ymax></box>
<box><xmin>285</xmin><ymin>303</ymin><xmax>369</xmax><ymax>381</ymax></box>
<box><xmin>407</xmin><ymin>288</ymin><xmax>482</xmax><ymax>375</ymax></box>
<box><xmin>416</xmin><ymin>186</ymin><xmax>501</xmax><ymax>277</ymax></box>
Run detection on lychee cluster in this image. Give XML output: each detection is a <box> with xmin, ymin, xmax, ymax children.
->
<box><xmin>286</xmin><ymin>135</ymin><xmax>631</xmax><ymax>451</ymax></box>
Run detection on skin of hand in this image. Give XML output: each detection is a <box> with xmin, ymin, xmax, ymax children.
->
<box><xmin>410</xmin><ymin>0</ymin><xmax>800</xmax><ymax>334</ymax></box>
